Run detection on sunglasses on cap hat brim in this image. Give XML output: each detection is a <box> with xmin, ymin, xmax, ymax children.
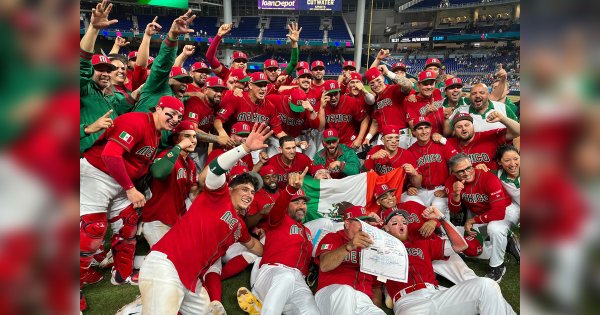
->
<box><xmin>419</xmin><ymin>79</ymin><xmax>436</xmax><ymax>85</ymax></box>
<box><xmin>233</xmin><ymin>58</ymin><xmax>247</xmax><ymax>63</ymax></box>
<box><xmin>384</xmin><ymin>210</ymin><xmax>408</xmax><ymax>225</ymax></box>
<box><xmin>93</xmin><ymin>63</ymin><xmax>117</xmax><ymax>72</ymax></box>
<box><xmin>350</xmin><ymin>216</ymin><xmax>377</xmax><ymax>222</ymax></box>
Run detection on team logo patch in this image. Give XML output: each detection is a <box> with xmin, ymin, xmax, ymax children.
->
<box><xmin>119</xmin><ymin>131</ymin><xmax>133</xmax><ymax>144</ymax></box>
<box><xmin>167</xmin><ymin>152</ymin><xmax>174</xmax><ymax>158</ymax></box>
<box><xmin>321</xmin><ymin>244</ymin><xmax>332</xmax><ymax>250</ymax></box>
<box><xmin>189</xmin><ymin>112</ymin><xmax>198</xmax><ymax>119</ymax></box>
<box><xmin>218</xmin><ymin>109</ymin><xmax>227</xmax><ymax>115</ymax></box>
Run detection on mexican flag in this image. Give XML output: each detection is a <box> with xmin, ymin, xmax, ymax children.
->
<box><xmin>302</xmin><ymin>168</ymin><xmax>405</xmax><ymax>221</ymax></box>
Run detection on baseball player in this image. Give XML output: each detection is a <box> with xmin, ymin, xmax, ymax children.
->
<box><xmin>310</xmin><ymin>60</ymin><xmax>327</xmax><ymax>93</ymax></box>
<box><xmin>267</xmin><ymin>88</ymin><xmax>321</xmax><ymax>140</ymax></box>
<box><xmin>250</xmin><ymin>168</ymin><xmax>321</xmax><ymax>315</ymax></box>
<box><xmin>138</xmin><ymin>123</ymin><xmax>271</xmax><ymax>314</ymax></box>
<box><xmin>108</xmin><ymin>55</ymin><xmax>137</xmax><ymax>113</ymax></box>
<box><xmin>310</xmin><ymin>164</ymin><xmax>333</xmax><ymax>179</ymax></box>
<box><xmin>313</xmin><ymin>128</ymin><xmax>361</xmax><ymax>179</ymax></box>
<box><xmin>188</xmin><ymin>61</ymin><xmax>212</xmax><ymax>90</ymax></box>
<box><xmin>447</xmin><ymin>111</ymin><xmax>520</xmax><ymax>171</ymax></box>
<box><xmin>363</xmin><ymin>67</ymin><xmax>413</xmax><ymax>149</ymax></box>
<box><xmin>442</xmin><ymin>77</ymin><xmax>469</xmax><ymax>110</ymax></box>
<box><xmin>338</xmin><ymin>60</ymin><xmax>358</xmax><ymax>94</ymax></box>
<box><xmin>404</xmin><ymin>70</ymin><xmax>445</xmax><ymax>135</ymax></box>
<box><xmin>80</xmin><ymin>95</ymin><xmax>184</xmax><ymax>309</ymax></box>
<box><xmin>205</xmin><ymin>22</ymin><xmax>251</xmax><ymax>81</ymax></box>
<box><xmin>381</xmin><ymin>206</ymin><xmax>515</xmax><ymax>315</ymax></box>
<box><xmin>314</xmin><ymin>205</ymin><xmax>384</xmax><ymax>315</ymax></box>
<box><xmin>140</xmin><ymin>121</ymin><xmax>199</xmax><ymax>247</ymax></box>
<box><xmin>264</xmin><ymin>136</ymin><xmax>312</xmax><ymax>189</ymax></box>
<box><xmin>245</xmin><ymin>165</ymin><xmax>281</xmax><ymax>230</ymax></box>
<box><xmin>131</xmin><ymin>17</ymin><xmax>161</xmax><ymax>92</ymax></box>
<box><xmin>445</xmin><ymin>153</ymin><xmax>520</xmax><ymax>282</ymax></box>
<box><xmin>492</xmin><ymin>144</ymin><xmax>520</xmax><ymax>207</ymax></box>
<box><xmin>405</xmin><ymin>117</ymin><xmax>458</xmax><ymax>217</ymax></box>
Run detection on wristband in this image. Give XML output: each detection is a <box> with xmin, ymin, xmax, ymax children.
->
<box><xmin>365</xmin><ymin>134</ymin><xmax>373</xmax><ymax>141</ymax></box>
<box><xmin>386</xmin><ymin>71</ymin><xmax>397</xmax><ymax>80</ymax></box>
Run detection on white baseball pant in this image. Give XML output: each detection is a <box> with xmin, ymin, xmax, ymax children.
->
<box><xmin>431</xmin><ymin>240</ymin><xmax>478</xmax><ymax>284</ymax></box>
<box><xmin>315</xmin><ymin>284</ymin><xmax>386</xmax><ymax>315</ymax></box>
<box><xmin>252</xmin><ymin>264</ymin><xmax>320</xmax><ymax>315</ymax></box>
<box><xmin>401</xmin><ymin>186</ymin><xmax>450</xmax><ymax>218</ymax></box>
<box><xmin>142</xmin><ymin>220</ymin><xmax>172</xmax><ymax>247</ymax></box>
<box><xmin>471</xmin><ymin>202</ymin><xmax>520</xmax><ymax>267</ymax></box>
<box><xmin>80</xmin><ymin>158</ymin><xmax>130</xmax><ymax>216</ymax></box>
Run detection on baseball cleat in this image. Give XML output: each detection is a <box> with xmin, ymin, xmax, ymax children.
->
<box><xmin>485</xmin><ymin>264</ymin><xmax>506</xmax><ymax>283</ymax></box>
<box><xmin>506</xmin><ymin>231</ymin><xmax>520</xmax><ymax>264</ymax></box>
<box><xmin>80</xmin><ymin>268</ymin><xmax>104</xmax><ymax>285</ymax></box>
<box><xmin>208</xmin><ymin>300</ymin><xmax>227</xmax><ymax>315</ymax></box>
<box><xmin>237</xmin><ymin>287</ymin><xmax>262</xmax><ymax>315</ymax></box>
<box><xmin>110</xmin><ymin>269</ymin><xmax>139</xmax><ymax>286</ymax></box>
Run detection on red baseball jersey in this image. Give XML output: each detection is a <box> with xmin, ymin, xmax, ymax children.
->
<box><xmin>378</xmin><ymin>201</ymin><xmax>441</xmax><ymax>242</ymax></box>
<box><xmin>142</xmin><ymin>151</ymin><xmax>198</xmax><ymax>226</ymax></box>
<box><xmin>445</xmin><ymin>169</ymin><xmax>512</xmax><ymax>224</ymax></box>
<box><xmin>260</xmin><ymin>214</ymin><xmax>313</xmax><ymax>275</ymax></box>
<box><xmin>447</xmin><ymin>129</ymin><xmax>507</xmax><ymax>171</ymax></box>
<box><xmin>311</xmin><ymin>81</ymin><xmax>326</xmax><ymax>97</ymax></box>
<box><xmin>384</xmin><ymin>238</ymin><xmax>445</xmax><ymax>301</ymax></box>
<box><xmin>267</xmin><ymin>93</ymin><xmax>319</xmax><ymax>138</ymax></box>
<box><xmin>215</xmin><ymin>65</ymin><xmax>231</xmax><ymax>82</ymax></box>
<box><xmin>315</xmin><ymin>230</ymin><xmax>375</xmax><ymax>297</ymax></box>
<box><xmin>408</xmin><ymin>141</ymin><xmax>457</xmax><ymax>189</ymax></box>
<box><xmin>205</xmin><ymin>147</ymin><xmax>254</xmax><ymax>171</ymax></box>
<box><xmin>373</xmin><ymin>84</ymin><xmax>411</xmax><ymax>129</ymax></box>
<box><xmin>264</xmin><ymin>153</ymin><xmax>312</xmax><ymax>189</ymax></box>
<box><xmin>84</xmin><ymin>112</ymin><xmax>160</xmax><ymax>181</ymax></box>
<box><xmin>184</xmin><ymin>94</ymin><xmax>217</xmax><ymax>133</ymax></box>
<box><xmin>152</xmin><ymin>184</ymin><xmax>251</xmax><ymax>292</ymax></box>
<box><xmin>325</xmin><ymin>95</ymin><xmax>368</xmax><ymax>147</ymax></box>
<box><xmin>404</xmin><ymin>93</ymin><xmax>445</xmax><ymax>134</ymax></box>
<box><xmin>217</xmin><ymin>91</ymin><xmax>283</xmax><ymax>134</ymax></box>
<box><xmin>363</xmin><ymin>145</ymin><xmax>418</xmax><ymax>175</ymax></box>
<box><xmin>248</xmin><ymin>189</ymin><xmax>280</xmax><ymax>216</ymax></box>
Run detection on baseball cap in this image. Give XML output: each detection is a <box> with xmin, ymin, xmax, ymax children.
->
<box><xmin>230</xmin><ymin>122</ymin><xmax>251</xmax><ymax>136</ymax></box>
<box><xmin>170</xmin><ymin>67</ymin><xmax>193</xmax><ymax>83</ymax></box>
<box><xmin>247</xmin><ymin>72</ymin><xmax>269</xmax><ymax>84</ymax></box>
<box><xmin>365</xmin><ymin>67</ymin><xmax>382</xmax><ymax>83</ymax></box>
<box><xmin>451</xmin><ymin>113</ymin><xmax>473</xmax><ymax>127</ymax></box>
<box><xmin>205</xmin><ymin>77</ymin><xmax>227</xmax><ymax>90</ymax></box>
<box><xmin>323</xmin><ymin>128</ymin><xmax>339</xmax><ymax>142</ymax></box>
<box><xmin>343</xmin><ymin>60</ymin><xmax>356</xmax><ymax>70</ymax></box>
<box><xmin>391</xmin><ymin>62</ymin><xmax>407</xmax><ymax>72</ymax></box>
<box><xmin>259</xmin><ymin>165</ymin><xmax>277</xmax><ymax>177</ymax></box>
<box><xmin>128</xmin><ymin>51</ymin><xmax>138</xmax><ymax>60</ymax></box>
<box><xmin>190</xmin><ymin>62</ymin><xmax>210</xmax><ymax>73</ymax></box>
<box><xmin>412</xmin><ymin>117</ymin><xmax>432</xmax><ymax>130</ymax></box>
<box><xmin>173</xmin><ymin>121</ymin><xmax>196</xmax><ymax>134</ymax></box>
<box><xmin>424</xmin><ymin>57</ymin><xmax>442</xmax><ymax>69</ymax></box>
<box><xmin>297</xmin><ymin>69</ymin><xmax>313</xmax><ymax>78</ymax></box>
<box><xmin>296</xmin><ymin>61</ymin><xmax>309</xmax><ymax>70</ymax></box>
<box><xmin>343</xmin><ymin>206</ymin><xmax>376</xmax><ymax>222</ymax></box>
<box><xmin>381</xmin><ymin>125</ymin><xmax>401</xmax><ymax>136</ymax></box>
<box><xmin>445</xmin><ymin>77</ymin><xmax>463</xmax><ymax>88</ymax></box>
<box><xmin>264</xmin><ymin>59</ymin><xmax>279</xmax><ymax>69</ymax></box>
<box><xmin>155</xmin><ymin>95</ymin><xmax>184</xmax><ymax>113</ymax></box>
<box><xmin>310</xmin><ymin>164</ymin><xmax>328</xmax><ymax>177</ymax></box>
<box><xmin>382</xmin><ymin>208</ymin><xmax>409</xmax><ymax>225</ymax></box>
<box><xmin>231</xmin><ymin>68</ymin><xmax>249</xmax><ymax>82</ymax></box>
<box><xmin>311</xmin><ymin>60</ymin><xmax>325</xmax><ymax>70</ymax></box>
<box><xmin>291</xmin><ymin>189</ymin><xmax>310</xmax><ymax>202</ymax></box>
<box><xmin>374</xmin><ymin>183</ymin><xmax>397</xmax><ymax>200</ymax></box>
<box><xmin>463</xmin><ymin>230</ymin><xmax>484</xmax><ymax>256</ymax></box>
<box><xmin>349</xmin><ymin>72</ymin><xmax>363</xmax><ymax>82</ymax></box>
<box><xmin>418</xmin><ymin>70</ymin><xmax>437</xmax><ymax>83</ymax></box>
<box><xmin>92</xmin><ymin>55</ymin><xmax>117</xmax><ymax>71</ymax></box>
<box><xmin>289</xmin><ymin>89</ymin><xmax>308</xmax><ymax>113</ymax></box>
<box><xmin>323</xmin><ymin>80</ymin><xmax>340</xmax><ymax>95</ymax></box>
<box><xmin>230</xmin><ymin>165</ymin><xmax>250</xmax><ymax>179</ymax></box>
<box><xmin>232</xmin><ymin>51</ymin><xmax>248</xmax><ymax>61</ymax></box>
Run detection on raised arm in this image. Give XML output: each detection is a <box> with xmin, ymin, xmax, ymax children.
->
<box><xmin>137</xmin><ymin>17</ymin><xmax>162</xmax><ymax>68</ymax></box>
<box><xmin>206</xmin><ymin>23</ymin><xmax>232</xmax><ymax>74</ymax></box>
<box><xmin>422</xmin><ymin>206</ymin><xmax>468</xmax><ymax>252</ymax></box>
<box><xmin>80</xmin><ymin>0</ymin><xmax>118</xmax><ymax>53</ymax></box>
<box><xmin>283</xmin><ymin>23</ymin><xmax>301</xmax><ymax>75</ymax></box>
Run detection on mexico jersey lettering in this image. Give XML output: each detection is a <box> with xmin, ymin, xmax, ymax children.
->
<box><xmin>217</xmin><ymin>92</ymin><xmax>283</xmax><ymax>134</ymax></box>
<box><xmin>363</xmin><ymin>145</ymin><xmax>418</xmax><ymax>176</ymax></box>
<box><xmin>404</xmin><ymin>93</ymin><xmax>445</xmax><ymax>134</ymax></box>
<box><xmin>265</xmin><ymin>153</ymin><xmax>312</xmax><ymax>189</ymax></box>
<box><xmin>373</xmin><ymin>84</ymin><xmax>409</xmax><ymax>129</ymax></box>
<box><xmin>325</xmin><ymin>95</ymin><xmax>367</xmax><ymax>147</ymax></box>
<box><xmin>267</xmin><ymin>93</ymin><xmax>317</xmax><ymax>138</ymax></box>
<box><xmin>261</xmin><ymin>215</ymin><xmax>313</xmax><ymax>275</ymax></box>
<box><xmin>408</xmin><ymin>141</ymin><xmax>457</xmax><ymax>188</ymax></box>
<box><xmin>447</xmin><ymin>129</ymin><xmax>507</xmax><ymax>171</ymax></box>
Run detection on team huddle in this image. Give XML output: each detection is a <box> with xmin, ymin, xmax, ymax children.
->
<box><xmin>80</xmin><ymin>1</ymin><xmax>520</xmax><ymax>314</ymax></box>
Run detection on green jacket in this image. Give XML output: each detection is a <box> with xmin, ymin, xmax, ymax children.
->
<box><xmin>313</xmin><ymin>144</ymin><xmax>360</xmax><ymax>178</ymax></box>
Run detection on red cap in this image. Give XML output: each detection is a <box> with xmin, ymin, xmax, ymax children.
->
<box><xmin>311</xmin><ymin>60</ymin><xmax>325</xmax><ymax>70</ymax></box>
<box><xmin>343</xmin><ymin>60</ymin><xmax>356</xmax><ymax>69</ymax></box>
<box><xmin>128</xmin><ymin>51</ymin><xmax>138</xmax><ymax>60</ymax></box>
<box><xmin>232</xmin><ymin>51</ymin><xmax>248</xmax><ymax>61</ymax></box>
<box><xmin>463</xmin><ymin>230</ymin><xmax>484</xmax><ymax>256</ymax></box>
<box><xmin>264</xmin><ymin>59</ymin><xmax>279</xmax><ymax>69</ymax></box>
<box><xmin>230</xmin><ymin>165</ymin><xmax>250</xmax><ymax>179</ymax></box>
<box><xmin>259</xmin><ymin>165</ymin><xmax>277</xmax><ymax>177</ymax></box>
<box><xmin>381</xmin><ymin>125</ymin><xmax>401</xmax><ymax>136</ymax></box>
<box><xmin>349</xmin><ymin>72</ymin><xmax>363</xmax><ymax>81</ymax></box>
<box><xmin>382</xmin><ymin>208</ymin><xmax>408</xmax><ymax>225</ymax></box>
<box><xmin>190</xmin><ymin>62</ymin><xmax>210</xmax><ymax>73</ymax></box>
<box><xmin>170</xmin><ymin>67</ymin><xmax>193</xmax><ymax>83</ymax></box>
<box><xmin>230</xmin><ymin>122</ymin><xmax>251</xmax><ymax>136</ymax></box>
<box><xmin>391</xmin><ymin>62</ymin><xmax>407</xmax><ymax>72</ymax></box>
<box><xmin>412</xmin><ymin>117</ymin><xmax>432</xmax><ymax>130</ymax></box>
<box><xmin>310</xmin><ymin>164</ymin><xmax>328</xmax><ymax>177</ymax></box>
<box><xmin>297</xmin><ymin>69</ymin><xmax>313</xmax><ymax>78</ymax></box>
<box><xmin>230</xmin><ymin>68</ymin><xmax>248</xmax><ymax>82</ymax></box>
<box><xmin>424</xmin><ymin>57</ymin><xmax>442</xmax><ymax>69</ymax></box>
<box><xmin>445</xmin><ymin>77</ymin><xmax>463</xmax><ymax>88</ymax></box>
<box><xmin>289</xmin><ymin>89</ymin><xmax>308</xmax><ymax>113</ymax></box>
<box><xmin>343</xmin><ymin>205</ymin><xmax>375</xmax><ymax>221</ymax></box>
<box><xmin>418</xmin><ymin>70</ymin><xmax>437</xmax><ymax>83</ymax></box>
<box><xmin>248</xmin><ymin>72</ymin><xmax>268</xmax><ymax>84</ymax></box>
<box><xmin>92</xmin><ymin>55</ymin><xmax>117</xmax><ymax>70</ymax></box>
<box><xmin>374</xmin><ymin>183</ymin><xmax>397</xmax><ymax>200</ymax></box>
<box><xmin>291</xmin><ymin>189</ymin><xmax>310</xmax><ymax>202</ymax></box>
<box><xmin>365</xmin><ymin>67</ymin><xmax>382</xmax><ymax>83</ymax></box>
<box><xmin>451</xmin><ymin>113</ymin><xmax>473</xmax><ymax>127</ymax></box>
<box><xmin>205</xmin><ymin>77</ymin><xmax>227</xmax><ymax>90</ymax></box>
<box><xmin>156</xmin><ymin>95</ymin><xmax>184</xmax><ymax>113</ymax></box>
<box><xmin>173</xmin><ymin>121</ymin><xmax>196</xmax><ymax>134</ymax></box>
<box><xmin>323</xmin><ymin>80</ymin><xmax>340</xmax><ymax>95</ymax></box>
<box><xmin>323</xmin><ymin>128</ymin><xmax>339</xmax><ymax>142</ymax></box>
<box><xmin>296</xmin><ymin>61</ymin><xmax>309</xmax><ymax>70</ymax></box>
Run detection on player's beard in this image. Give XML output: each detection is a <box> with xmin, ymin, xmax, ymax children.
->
<box><xmin>264</xmin><ymin>183</ymin><xmax>278</xmax><ymax>194</ymax></box>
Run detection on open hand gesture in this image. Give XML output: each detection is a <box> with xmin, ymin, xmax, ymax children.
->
<box><xmin>145</xmin><ymin>16</ymin><xmax>162</xmax><ymax>36</ymax></box>
<box><xmin>114</xmin><ymin>36</ymin><xmax>130</xmax><ymax>47</ymax></box>
<box><xmin>242</xmin><ymin>123</ymin><xmax>273</xmax><ymax>152</ymax></box>
<box><xmin>169</xmin><ymin>9</ymin><xmax>196</xmax><ymax>38</ymax></box>
<box><xmin>91</xmin><ymin>0</ymin><xmax>118</xmax><ymax>30</ymax></box>
<box><xmin>288</xmin><ymin>167</ymin><xmax>308</xmax><ymax>189</ymax></box>
<box><xmin>286</xmin><ymin>22</ymin><xmax>302</xmax><ymax>43</ymax></box>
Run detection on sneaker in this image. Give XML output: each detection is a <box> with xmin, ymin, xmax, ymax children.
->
<box><xmin>111</xmin><ymin>269</ymin><xmax>139</xmax><ymax>286</ymax></box>
<box><xmin>115</xmin><ymin>295</ymin><xmax>142</xmax><ymax>315</ymax></box>
<box><xmin>237</xmin><ymin>287</ymin><xmax>262</xmax><ymax>315</ymax></box>
<box><xmin>97</xmin><ymin>250</ymin><xmax>114</xmax><ymax>269</ymax></box>
<box><xmin>81</xmin><ymin>268</ymin><xmax>103</xmax><ymax>285</ymax></box>
<box><xmin>80</xmin><ymin>291</ymin><xmax>87</xmax><ymax>312</ymax></box>
<box><xmin>506</xmin><ymin>232</ymin><xmax>520</xmax><ymax>264</ymax></box>
<box><xmin>485</xmin><ymin>264</ymin><xmax>506</xmax><ymax>283</ymax></box>
<box><xmin>208</xmin><ymin>300</ymin><xmax>227</xmax><ymax>315</ymax></box>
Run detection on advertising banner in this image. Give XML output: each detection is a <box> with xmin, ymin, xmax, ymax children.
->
<box><xmin>258</xmin><ymin>0</ymin><xmax>298</xmax><ymax>10</ymax></box>
<box><xmin>258</xmin><ymin>0</ymin><xmax>342</xmax><ymax>11</ymax></box>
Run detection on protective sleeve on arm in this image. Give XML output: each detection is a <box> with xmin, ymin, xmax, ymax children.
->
<box><xmin>206</xmin><ymin>35</ymin><xmax>223</xmax><ymax>69</ymax></box>
<box><xmin>205</xmin><ymin>144</ymin><xmax>250</xmax><ymax>190</ymax></box>
<box><xmin>101</xmin><ymin>141</ymin><xmax>134</xmax><ymax>190</ymax></box>
<box><xmin>150</xmin><ymin>145</ymin><xmax>182</xmax><ymax>179</ymax></box>
<box><xmin>284</xmin><ymin>47</ymin><xmax>299</xmax><ymax>75</ymax></box>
